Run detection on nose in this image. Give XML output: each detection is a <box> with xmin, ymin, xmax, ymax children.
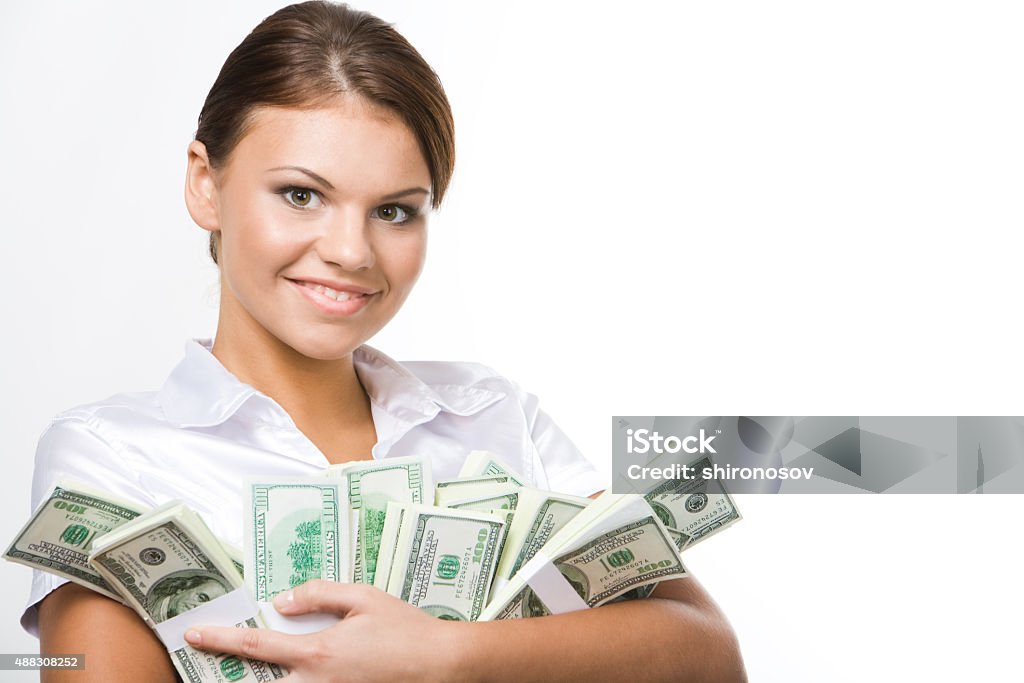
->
<box><xmin>316</xmin><ymin>205</ymin><xmax>376</xmax><ymax>271</ymax></box>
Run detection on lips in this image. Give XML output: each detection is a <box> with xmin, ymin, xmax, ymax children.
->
<box><xmin>288</xmin><ymin>276</ymin><xmax>377</xmax><ymax>293</ymax></box>
<box><xmin>287</xmin><ymin>278</ymin><xmax>377</xmax><ymax>316</ymax></box>
<box><xmin>293</xmin><ymin>280</ymin><xmax>367</xmax><ymax>302</ymax></box>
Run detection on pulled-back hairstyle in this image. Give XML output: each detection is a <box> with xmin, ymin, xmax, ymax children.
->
<box><xmin>194</xmin><ymin>1</ymin><xmax>455</xmax><ymax>264</ymax></box>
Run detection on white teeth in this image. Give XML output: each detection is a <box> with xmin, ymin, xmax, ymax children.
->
<box><xmin>326</xmin><ymin>288</ymin><xmax>352</xmax><ymax>302</ymax></box>
<box><xmin>304</xmin><ymin>282</ymin><xmax>358</xmax><ymax>302</ymax></box>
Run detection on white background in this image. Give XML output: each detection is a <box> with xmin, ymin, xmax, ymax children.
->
<box><xmin>1</xmin><ymin>1</ymin><xmax>1022</xmax><ymax>680</ymax></box>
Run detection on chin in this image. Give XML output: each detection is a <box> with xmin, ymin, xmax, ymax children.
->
<box><xmin>280</xmin><ymin>328</ymin><xmax>371</xmax><ymax>362</ymax></box>
<box><xmin>288</xmin><ymin>340</ymin><xmax>360</xmax><ymax>361</ymax></box>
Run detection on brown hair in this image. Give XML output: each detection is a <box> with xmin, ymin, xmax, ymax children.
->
<box><xmin>194</xmin><ymin>1</ymin><xmax>455</xmax><ymax>264</ymax></box>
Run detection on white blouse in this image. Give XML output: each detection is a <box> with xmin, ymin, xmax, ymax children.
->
<box><xmin>22</xmin><ymin>338</ymin><xmax>605</xmax><ymax>635</ymax></box>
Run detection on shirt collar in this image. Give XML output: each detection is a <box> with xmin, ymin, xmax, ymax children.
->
<box><xmin>158</xmin><ymin>338</ymin><xmax>505</xmax><ymax>429</ymax></box>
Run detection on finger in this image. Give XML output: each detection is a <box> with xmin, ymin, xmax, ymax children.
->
<box><xmin>185</xmin><ymin>624</ymin><xmax>313</xmax><ymax>667</ymax></box>
<box><xmin>275</xmin><ymin>579</ymin><xmax>379</xmax><ymax>617</ymax></box>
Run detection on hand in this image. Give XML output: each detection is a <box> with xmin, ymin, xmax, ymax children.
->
<box><xmin>184</xmin><ymin>581</ymin><xmax>468</xmax><ymax>683</ymax></box>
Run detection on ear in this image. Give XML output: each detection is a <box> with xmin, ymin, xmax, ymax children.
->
<box><xmin>184</xmin><ymin>140</ymin><xmax>221</xmax><ymax>233</ymax></box>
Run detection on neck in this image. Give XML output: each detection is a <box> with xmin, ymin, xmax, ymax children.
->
<box><xmin>210</xmin><ymin>309</ymin><xmax>371</xmax><ymax>432</ymax></box>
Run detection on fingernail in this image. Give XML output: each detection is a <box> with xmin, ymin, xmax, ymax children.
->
<box><xmin>184</xmin><ymin>629</ymin><xmax>202</xmax><ymax>645</ymax></box>
<box><xmin>273</xmin><ymin>590</ymin><xmax>295</xmax><ymax>611</ymax></box>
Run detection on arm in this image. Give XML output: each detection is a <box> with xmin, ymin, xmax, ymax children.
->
<box><xmin>38</xmin><ymin>583</ymin><xmax>179</xmax><ymax>683</ymax></box>
<box><xmin>460</xmin><ymin>491</ymin><xmax>745</xmax><ymax>680</ymax></box>
<box><xmin>187</xmin><ymin>575</ymin><xmax>746</xmax><ymax>683</ymax></box>
<box><xmin>24</xmin><ymin>416</ymin><xmax>172</xmax><ymax>680</ymax></box>
<box><xmin>458</xmin><ymin>490</ymin><xmax>746</xmax><ymax>680</ymax></box>
<box><xmin>454</xmin><ymin>574</ymin><xmax>745</xmax><ymax>683</ymax></box>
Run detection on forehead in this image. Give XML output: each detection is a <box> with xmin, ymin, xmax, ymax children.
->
<box><xmin>225</xmin><ymin>98</ymin><xmax>430</xmax><ymax>188</ymax></box>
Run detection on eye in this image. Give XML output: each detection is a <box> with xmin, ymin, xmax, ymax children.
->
<box><xmin>373</xmin><ymin>204</ymin><xmax>417</xmax><ymax>224</ymax></box>
<box><xmin>276</xmin><ymin>186</ymin><xmax>323</xmax><ymax>210</ymax></box>
<box><xmin>197</xmin><ymin>593</ymin><xmax>210</xmax><ymax>602</ymax></box>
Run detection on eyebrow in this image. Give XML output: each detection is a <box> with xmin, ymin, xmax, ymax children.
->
<box><xmin>266</xmin><ymin>165</ymin><xmax>430</xmax><ymax>201</ymax></box>
<box><xmin>380</xmin><ymin>187</ymin><xmax>431</xmax><ymax>201</ymax></box>
<box><xmin>267</xmin><ymin>166</ymin><xmax>335</xmax><ymax>190</ymax></box>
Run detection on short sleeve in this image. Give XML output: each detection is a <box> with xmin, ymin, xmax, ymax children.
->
<box><xmin>513</xmin><ymin>385</ymin><xmax>606</xmax><ymax>498</ymax></box>
<box><xmin>20</xmin><ymin>415</ymin><xmax>156</xmax><ymax>638</ymax></box>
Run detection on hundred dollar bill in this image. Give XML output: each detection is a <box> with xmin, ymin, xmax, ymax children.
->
<box><xmin>220</xmin><ymin>540</ymin><xmax>245</xmax><ymax>579</ymax></box>
<box><xmin>89</xmin><ymin>502</ymin><xmax>286</xmax><ymax>682</ymax></box>
<box><xmin>485</xmin><ymin>509</ymin><xmax>516</xmax><ymax>591</ymax></box>
<box><xmin>325</xmin><ymin>456</ymin><xmax>432</xmax><ymax>585</ymax></box>
<box><xmin>458</xmin><ymin>451</ymin><xmax>526</xmax><ymax>486</ymax></box>
<box><xmin>370</xmin><ymin>501</ymin><xmax>408</xmax><ymax>592</ymax></box>
<box><xmin>348</xmin><ymin>508</ymin><xmax>359</xmax><ymax>582</ymax></box>
<box><xmin>481</xmin><ymin>493</ymin><xmax>687</xmax><ymax>621</ymax></box>
<box><xmin>434</xmin><ymin>475</ymin><xmax>512</xmax><ymax>507</ymax></box>
<box><xmin>665</xmin><ymin>526</ymin><xmax>693</xmax><ymax>552</ymax></box>
<box><xmin>376</xmin><ymin>502</ymin><xmax>515</xmax><ymax>598</ymax></box>
<box><xmin>444</xmin><ymin>485</ymin><xmax>521</xmax><ymax>513</ymax></box>
<box><xmin>644</xmin><ymin>456</ymin><xmax>741</xmax><ymax>549</ymax></box>
<box><xmin>493</xmin><ymin>488</ymin><xmax>591</xmax><ymax>586</ymax></box>
<box><xmin>4</xmin><ymin>480</ymin><xmax>147</xmax><ymax>600</ymax></box>
<box><xmin>245</xmin><ymin>479</ymin><xmax>348</xmax><ymax>601</ymax></box>
<box><xmin>383</xmin><ymin>504</ymin><xmax>506</xmax><ymax>621</ymax></box>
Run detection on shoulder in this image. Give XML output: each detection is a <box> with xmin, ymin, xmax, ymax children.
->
<box><xmin>389</xmin><ymin>356</ymin><xmax>542</xmax><ymax>418</ymax></box>
<box><xmin>40</xmin><ymin>390</ymin><xmax>165</xmax><ymax>444</ymax></box>
<box><xmin>355</xmin><ymin>345</ymin><xmax>533</xmax><ymax>417</ymax></box>
<box><xmin>31</xmin><ymin>391</ymin><xmax>167</xmax><ymax>509</ymax></box>
<box><xmin>399</xmin><ymin>358</ymin><xmax>521</xmax><ymax>394</ymax></box>
<box><xmin>392</xmin><ymin>356</ymin><xmax>605</xmax><ymax>496</ymax></box>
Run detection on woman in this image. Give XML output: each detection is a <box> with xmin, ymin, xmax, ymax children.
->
<box><xmin>31</xmin><ymin>2</ymin><xmax>745</xmax><ymax>680</ymax></box>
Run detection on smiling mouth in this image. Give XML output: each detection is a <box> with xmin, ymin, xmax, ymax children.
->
<box><xmin>291</xmin><ymin>280</ymin><xmax>372</xmax><ymax>302</ymax></box>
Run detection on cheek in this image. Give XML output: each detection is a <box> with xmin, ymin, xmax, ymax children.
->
<box><xmin>382</xmin><ymin>232</ymin><xmax>427</xmax><ymax>292</ymax></box>
<box><xmin>222</xmin><ymin>202</ymin><xmax>310</xmax><ymax>277</ymax></box>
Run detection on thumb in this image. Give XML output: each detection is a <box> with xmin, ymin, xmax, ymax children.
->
<box><xmin>274</xmin><ymin>579</ymin><xmax>378</xmax><ymax>617</ymax></box>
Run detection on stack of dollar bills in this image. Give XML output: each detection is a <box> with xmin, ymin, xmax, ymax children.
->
<box><xmin>6</xmin><ymin>450</ymin><xmax>740</xmax><ymax>680</ymax></box>
<box><xmin>5</xmin><ymin>482</ymin><xmax>286</xmax><ymax>681</ymax></box>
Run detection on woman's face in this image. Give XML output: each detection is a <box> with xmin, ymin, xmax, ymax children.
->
<box><xmin>191</xmin><ymin>97</ymin><xmax>432</xmax><ymax>360</ymax></box>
